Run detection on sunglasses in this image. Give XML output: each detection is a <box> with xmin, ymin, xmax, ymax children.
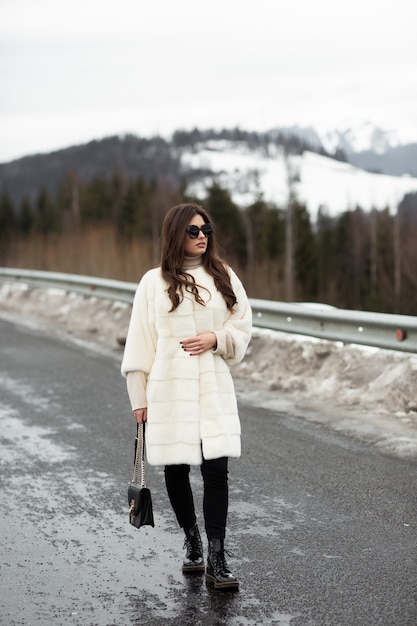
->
<box><xmin>185</xmin><ymin>224</ymin><xmax>213</xmax><ymax>239</ymax></box>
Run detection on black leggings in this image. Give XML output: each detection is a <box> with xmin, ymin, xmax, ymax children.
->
<box><xmin>164</xmin><ymin>457</ymin><xmax>229</xmax><ymax>540</ymax></box>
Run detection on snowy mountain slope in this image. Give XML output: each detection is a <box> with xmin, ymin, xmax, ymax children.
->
<box><xmin>181</xmin><ymin>142</ymin><xmax>417</xmax><ymax>219</ymax></box>
<box><xmin>272</xmin><ymin>122</ymin><xmax>417</xmax><ymax>176</ymax></box>
<box><xmin>314</xmin><ymin>120</ymin><xmax>404</xmax><ymax>155</ymax></box>
<box><xmin>350</xmin><ymin>144</ymin><xmax>417</xmax><ymax>177</ymax></box>
<box><xmin>274</xmin><ymin>120</ymin><xmax>413</xmax><ymax>155</ymax></box>
<box><xmin>292</xmin><ymin>152</ymin><xmax>417</xmax><ymax>218</ymax></box>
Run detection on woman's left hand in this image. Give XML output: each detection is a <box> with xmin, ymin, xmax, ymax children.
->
<box><xmin>181</xmin><ymin>332</ymin><xmax>217</xmax><ymax>356</ymax></box>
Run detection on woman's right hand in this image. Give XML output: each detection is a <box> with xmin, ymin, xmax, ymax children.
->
<box><xmin>133</xmin><ymin>408</ymin><xmax>147</xmax><ymax>423</ymax></box>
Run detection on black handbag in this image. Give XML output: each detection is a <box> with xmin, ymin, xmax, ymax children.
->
<box><xmin>128</xmin><ymin>422</ymin><xmax>154</xmax><ymax>528</ymax></box>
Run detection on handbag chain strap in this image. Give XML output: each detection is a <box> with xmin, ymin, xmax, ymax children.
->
<box><xmin>131</xmin><ymin>422</ymin><xmax>147</xmax><ymax>488</ymax></box>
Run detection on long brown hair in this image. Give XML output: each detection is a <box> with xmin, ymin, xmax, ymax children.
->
<box><xmin>160</xmin><ymin>203</ymin><xmax>237</xmax><ymax>312</ymax></box>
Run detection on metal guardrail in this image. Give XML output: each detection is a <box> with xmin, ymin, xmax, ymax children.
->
<box><xmin>250</xmin><ymin>298</ymin><xmax>417</xmax><ymax>354</ymax></box>
<box><xmin>0</xmin><ymin>268</ymin><xmax>136</xmax><ymax>304</ymax></box>
<box><xmin>0</xmin><ymin>268</ymin><xmax>416</xmax><ymax>354</ymax></box>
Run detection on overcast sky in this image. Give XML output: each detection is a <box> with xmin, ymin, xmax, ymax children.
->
<box><xmin>1</xmin><ymin>0</ymin><xmax>416</xmax><ymax>162</ymax></box>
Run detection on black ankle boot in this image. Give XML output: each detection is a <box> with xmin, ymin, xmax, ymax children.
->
<box><xmin>205</xmin><ymin>539</ymin><xmax>239</xmax><ymax>590</ymax></box>
<box><xmin>182</xmin><ymin>524</ymin><xmax>205</xmax><ymax>573</ymax></box>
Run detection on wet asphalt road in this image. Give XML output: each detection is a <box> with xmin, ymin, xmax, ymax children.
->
<box><xmin>0</xmin><ymin>316</ymin><xmax>416</xmax><ymax>626</ymax></box>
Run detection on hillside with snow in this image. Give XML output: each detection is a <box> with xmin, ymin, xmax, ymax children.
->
<box><xmin>182</xmin><ymin>142</ymin><xmax>417</xmax><ymax>219</ymax></box>
<box><xmin>281</xmin><ymin>120</ymin><xmax>409</xmax><ymax>155</ymax></box>
<box><xmin>275</xmin><ymin>121</ymin><xmax>417</xmax><ymax>177</ymax></box>
<box><xmin>1</xmin><ymin>122</ymin><xmax>417</xmax><ymax>217</ymax></box>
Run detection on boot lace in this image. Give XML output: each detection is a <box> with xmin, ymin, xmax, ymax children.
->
<box><xmin>217</xmin><ymin>548</ymin><xmax>234</xmax><ymax>573</ymax></box>
<box><xmin>183</xmin><ymin>537</ymin><xmax>202</xmax><ymax>560</ymax></box>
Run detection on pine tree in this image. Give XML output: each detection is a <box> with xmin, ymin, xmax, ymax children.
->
<box><xmin>34</xmin><ymin>186</ymin><xmax>60</xmax><ymax>234</ymax></box>
<box><xmin>18</xmin><ymin>195</ymin><xmax>33</xmax><ymax>234</ymax></box>
<box><xmin>0</xmin><ymin>191</ymin><xmax>16</xmax><ymax>236</ymax></box>
<box><xmin>293</xmin><ymin>201</ymin><xmax>318</xmax><ymax>300</ymax></box>
<box><xmin>109</xmin><ymin>168</ymin><xmax>126</xmax><ymax>224</ymax></box>
<box><xmin>118</xmin><ymin>176</ymin><xmax>150</xmax><ymax>238</ymax></box>
<box><xmin>204</xmin><ymin>182</ymin><xmax>246</xmax><ymax>263</ymax></box>
<box><xmin>332</xmin><ymin>210</ymin><xmax>354</xmax><ymax>308</ymax></box>
<box><xmin>118</xmin><ymin>180</ymin><xmax>138</xmax><ymax>237</ymax></box>
<box><xmin>80</xmin><ymin>176</ymin><xmax>110</xmax><ymax>223</ymax></box>
<box><xmin>56</xmin><ymin>171</ymin><xmax>80</xmax><ymax>229</ymax></box>
<box><xmin>0</xmin><ymin>191</ymin><xmax>16</xmax><ymax>263</ymax></box>
<box><xmin>316</xmin><ymin>206</ymin><xmax>335</xmax><ymax>303</ymax></box>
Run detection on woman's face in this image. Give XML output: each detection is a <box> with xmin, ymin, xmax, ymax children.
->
<box><xmin>183</xmin><ymin>214</ymin><xmax>209</xmax><ymax>257</ymax></box>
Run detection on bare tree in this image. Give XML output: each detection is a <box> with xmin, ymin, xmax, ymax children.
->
<box><xmin>284</xmin><ymin>153</ymin><xmax>299</xmax><ymax>301</ymax></box>
<box><xmin>393</xmin><ymin>204</ymin><xmax>401</xmax><ymax>312</ymax></box>
<box><xmin>370</xmin><ymin>208</ymin><xmax>378</xmax><ymax>299</ymax></box>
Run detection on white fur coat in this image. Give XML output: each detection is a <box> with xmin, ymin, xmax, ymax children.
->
<box><xmin>121</xmin><ymin>266</ymin><xmax>252</xmax><ymax>466</ymax></box>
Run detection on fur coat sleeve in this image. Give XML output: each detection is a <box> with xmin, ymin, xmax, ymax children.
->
<box><xmin>121</xmin><ymin>269</ymin><xmax>158</xmax><ymax>377</ymax></box>
<box><xmin>220</xmin><ymin>268</ymin><xmax>253</xmax><ymax>365</ymax></box>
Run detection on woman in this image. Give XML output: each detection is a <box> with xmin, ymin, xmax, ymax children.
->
<box><xmin>121</xmin><ymin>203</ymin><xmax>252</xmax><ymax>590</ymax></box>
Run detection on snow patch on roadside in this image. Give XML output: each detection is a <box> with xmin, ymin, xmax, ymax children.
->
<box><xmin>1</xmin><ymin>281</ymin><xmax>416</xmax><ymax>459</ymax></box>
<box><xmin>234</xmin><ymin>328</ymin><xmax>417</xmax><ymax>417</ymax></box>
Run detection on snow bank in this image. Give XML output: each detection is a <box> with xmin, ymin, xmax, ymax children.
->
<box><xmin>235</xmin><ymin>328</ymin><xmax>417</xmax><ymax>416</ymax></box>
<box><xmin>1</xmin><ymin>281</ymin><xmax>416</xmax><ymax>459</ymax></box>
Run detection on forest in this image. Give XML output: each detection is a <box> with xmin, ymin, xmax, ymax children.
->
<box><xmin>0</xmin><ymin>164</ymin><xmax>416</xmax><ymax>316</ymax></box>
